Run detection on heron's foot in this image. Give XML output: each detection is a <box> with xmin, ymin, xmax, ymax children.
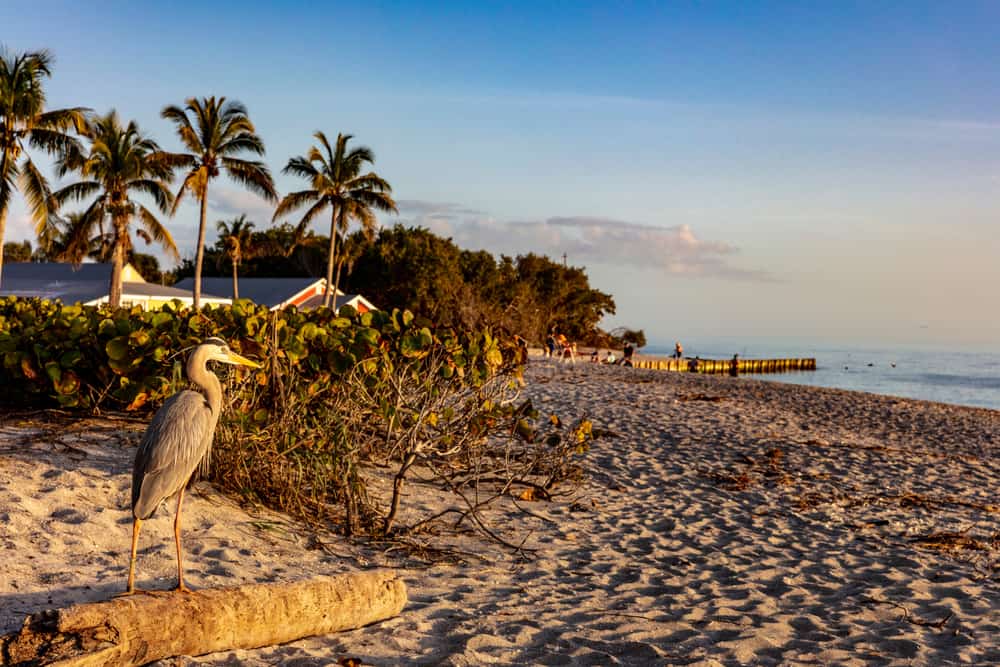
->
<box><xmin>115</xmin><ymin>587</ymin><xmax>154</xmax><ymax>598</ymax></box>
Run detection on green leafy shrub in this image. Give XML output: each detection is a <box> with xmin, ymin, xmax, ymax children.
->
<box><xmin>0</xmin><ymin>296</ymin><xmax>527</xmax><ymax>537</ymax></box>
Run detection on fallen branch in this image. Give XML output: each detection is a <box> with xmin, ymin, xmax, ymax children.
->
<box><xmin>1</xmin><ymin>571</ymin><xmax>406</xmax><ymax>666</ymax></box>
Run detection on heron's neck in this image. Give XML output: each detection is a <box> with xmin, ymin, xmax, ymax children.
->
<box><xmin>186</xmin><ymin>350</ymin><xmax>223</xmax><ymax>415</ymax></box>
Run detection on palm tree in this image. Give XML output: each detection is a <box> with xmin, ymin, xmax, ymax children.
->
<box><xmin>161</xmin><ymin>96</ymin><xmax>276</xmax><ymax>309</ymax></box>
<box><xmin>36</xmin><ymin>210</ymin><xmax>107</xmax><ymax>263</ymax></box>
<box><xmin>0</xmin><ymin>47</ymin><xmax>87</xmax><ymax>285</ymax></box>
<box><xmin>215</xmin><ymin>214</ymin><xmax>257</xmax><ymax>300</ymax></box>
<box><xmin>273</xmin><ymin>132</ymin><xmax>396</xmax><ymax>308</ymax></box>
<box><xmin>53</xmin><ymin>110</ymin><xmax>177</xmax><ymax>307</ymax></box>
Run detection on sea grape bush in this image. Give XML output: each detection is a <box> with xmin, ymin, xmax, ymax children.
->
<box><xmin>0</xmin><ymin>296</ymin><xmax>522</xmax><ymax>536</ymax></box>
<box><xmin>0</xmin><ymin>296</ymin><xmax>506</xmax><ymax>413</ymax></box>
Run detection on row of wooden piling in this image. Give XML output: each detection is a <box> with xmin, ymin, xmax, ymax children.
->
<box><xmin>631</xmin><ymin>357</ymin><xmax>816</xmax><ymax>374</ymax></box>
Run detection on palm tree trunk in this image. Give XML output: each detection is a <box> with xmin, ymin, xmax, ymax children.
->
<box><xmin>330</xmin><ymin>207</ymin><xmax>348</xmax><ymax>308</ymax></box>
<box><xmin>0</xmin><ymin>205</ymin><xmax>8</xmax><ymax>288</ymax></box>
<box><xmin>332</xmin><ymin>257</ymin><xmax>345</xmax><ymax>312</ymax></box>
<box><xmin>232</xmin><ymin>257</ymin><xmax>240</xmax><ymax>300</ymax></box>
<box><xmin>193</xmin><ymin>189</ymin><xmax>209</xmax><ymax>310</ymax></box>
<box><xmin>108</xmin><ymin>217</ymin><xmax>126</xmax><ymax>308</ymax></box>
<box><xmin>0</xmin><ymin>151</ymin><xmax>8</xmax><ymax>287</ymax></box>
<box><xmin>323</xmin><ymin>207</ymin><xmax>338</xmax><ymax>308</ymax></box>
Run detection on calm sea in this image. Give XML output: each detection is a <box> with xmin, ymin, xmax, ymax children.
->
<box><xmin>644</xmin><ymin>340</ymin><xmax>1000</xmax><ymax>412</ymax></box>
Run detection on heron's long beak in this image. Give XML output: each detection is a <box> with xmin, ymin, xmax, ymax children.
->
<box><xmin>224</xmin><ymin>351</ymin><xmax>261</xmax><ymax>369</ymax></box>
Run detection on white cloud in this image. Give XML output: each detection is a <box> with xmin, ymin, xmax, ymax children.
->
<box><xmin>207</xmin><ymin>187</ymin><xmax>276</xmax><ymax>224</ymax></box>
<box><xmin>391</xmin><ymin>201</ymin><xmax>772</xmax><ymax>281</ymax></box>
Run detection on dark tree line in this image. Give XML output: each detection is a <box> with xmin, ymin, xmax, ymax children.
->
<box><xmin>9</xmin><ymin>224</ymin><xmax>641</xmax><ymax>346</ymax></box>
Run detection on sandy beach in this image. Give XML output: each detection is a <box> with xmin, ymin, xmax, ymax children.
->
<box><xmin>3</xmin><ymin>358</ymin><xmax>1000</xmax><ymax>665</ymax></box>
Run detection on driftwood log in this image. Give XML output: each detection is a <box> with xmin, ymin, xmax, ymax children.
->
<box><xmin>1</xmin><ymin>571</ymin><xmax>407</xmax><ymax>666</ymax></box>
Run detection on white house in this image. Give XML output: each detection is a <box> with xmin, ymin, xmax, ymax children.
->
<box><xmin>173</xmin><ymin>276</ymin><xmax>376</xmax><ymax>312</ymax></box>
<box><xmin>0</xmin><ymin>262</ymin><xmax>231</xmax><ymax>309</ymax></box>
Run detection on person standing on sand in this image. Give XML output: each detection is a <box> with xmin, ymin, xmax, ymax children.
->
<box><xmin>729</xmin><ymin>353</ymin><xmax>739</xmax><ymax>377</ymax></box>
<box><xmin>623</xmin><ymin>342</ymin><xmax>634</xmax><ymax>367</ymax></box>
<box><xmin>674</xmin><ymin>341</ymin><xmax>683</xmax><ymax>359</ymax></box>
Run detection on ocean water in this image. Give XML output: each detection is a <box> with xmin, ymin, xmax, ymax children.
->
<box><xmin>644</xmin><ymin>340</ymin><xmax>1000</xmax><ymax>412</ymax></box>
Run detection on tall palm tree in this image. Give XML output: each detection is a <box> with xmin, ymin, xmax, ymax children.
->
<box><xmin>215</xmin><ymin>214</ymin><xmax>256</xmax><ymax>300</ymax></box>
<box><xmin>53</xmin><ymin>110</ymin><xmax>177</xmax><ymax>307</ymax></box>
<box><xmin>161</xmin><ymin>96</ymin><xmax>277</xmax><ymax>309</ymax></box>
<box><xmin>0</xmin><ymin>47</ymin><xmax>87</xmax><ymax>285</ymax></box>
<box><xmin>273</xmin><ymin>132</ymin><xmax>396</xmax><ymax>308</ymax></box>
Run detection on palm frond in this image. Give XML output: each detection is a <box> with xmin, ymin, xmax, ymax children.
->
<box><xmin>295</xmin><ymin>197</ymin><xmax>330</xmax><ymax>234</ymax></box>
<box><xmin>281</xmin><ymin>156</ymin><xmax>319</xmax><ymax>180</ymax></box>
<box><xmin>26</xmin><ymin>127</ymin><xmax>83</xmax><ymax>157</ymax></box>
<box><xmin>273</xmin><ymin>189</ymin><xmax>321</xmax><ymax>221</ymax></box>
<box><xmin>347</xmin><ymin>188</ymin><xmax>398</xmax><ymax>214</ymax></box>
<box><xmin>35</xmin><ymin>107</ymin><xmax>91</xmax><ymax>133</ymax></box>
<box><xmin>52</xmin><ymin>180</ymin><xmax>102</xmax><ymax>206</ymax></box>
<box><xmin>216</xmin><ymin>133</ymin><xmax>266</xmax><ymax>157</ymax></box>
<box><xmin>162</xmin><ymin>104</ymin><xmax>204</xmax><ymax>154</ymax></box>
<box><xmin>137</xmin><ymin>205</ymin><xmax>180</xmax><ymax>260</ymax></box>
<box><xmin>170</xmin><ymin>169</ymin><xmax>207</xmax><ymax>215</ymax></box>
<box><xmin>129</xmin><ymin>178</ymin><xmax>174</xmax><ymax>213</ymax></box>
<box><xmin>18</xmin><ymin>157</ymin><xmax>55</xmax><ymax>228</ymax></box>
<box><xmin>220</xmin><ymin>157</ymin><xmax>277</xmax><ymax>201</ymax></box>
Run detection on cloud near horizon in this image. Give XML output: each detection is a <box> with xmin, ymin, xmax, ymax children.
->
<box><xmin>392</xmin><ymin>200</ymin><xmax>772</xmax><ymax>281</ymax></box>
<box><xmin>208</xmin><ymin>187</ymin><xmax>277</xmax><ymax>224</ymax></box>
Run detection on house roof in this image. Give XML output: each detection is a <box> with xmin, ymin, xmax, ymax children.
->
<box><xmin>296</xmin><ymin>292</ymin><xmax>376</xmax><ymax>311</ymax></box>
<box><xmin>173</xmin><ymin>277</ymin><xmax>325</xmax><ymax>309</ymax></box>
<box><xmin>0</xmin><ymin>262</ymin><xmax>225</xmax><ymax>304</ymax></box>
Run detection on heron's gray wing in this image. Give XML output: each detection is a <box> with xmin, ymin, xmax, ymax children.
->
<box><xmin>132</xmin><ymin>390</ymin><xmax>214</xmax><ymax>519</ymax></box>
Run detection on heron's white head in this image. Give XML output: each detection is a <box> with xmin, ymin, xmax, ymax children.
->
<box><xmin>201</xmin><ymin>337</ymin><xmax>261</xmax><ymax>369</ymax></box>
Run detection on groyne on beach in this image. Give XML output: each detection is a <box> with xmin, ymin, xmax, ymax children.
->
<box><xmin>633</xmin><ymin>356</ymin><xmax>817</xmax><ymax>374</ymax></box>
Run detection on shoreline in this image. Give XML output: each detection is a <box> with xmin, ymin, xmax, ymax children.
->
<box><xmin>2</xmin><ymin>360</ymin><xmax>999</xmax><ymax>664</ymax></box>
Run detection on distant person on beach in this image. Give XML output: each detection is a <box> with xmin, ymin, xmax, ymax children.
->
<box><xmin>546</xmin><ymin>333</ymin><xmax>556</xmax><ymax>358</ymax></box>
<box><xmin>674</xmin><ymin>342</ymin><xmax>683</xmax><ymax>359</ymax></box>
<box><xmin>605</xmin><ymin>350</ymin><xmax>616</xmax><ymax>364</ymax></box>
<box><xmin>623</xmin><ymin>342</ymin><xmax>634</xmax><ymax>367</ymax></box>
<box><xmin>688</xmin><ymin>356</ymin><xmax>700</xmax><ymax>372</ymax></box>
<box><xmin>729</xmin><ymin>353</ymin><xmax>739</xmax><ymax>377</ymax></box>
<box><xmin>591</xmin><ymin>349</ymin><xmax>600</xmax><ymax>363</ymax></box>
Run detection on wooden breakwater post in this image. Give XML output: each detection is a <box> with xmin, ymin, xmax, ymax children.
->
<box><xmin>631</xmin><ymin>357</ymin><xmax>816</xmax><ymax>374</ymax></box>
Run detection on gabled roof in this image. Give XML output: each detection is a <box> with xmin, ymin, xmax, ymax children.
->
<box><xmin>296</xmin><ymin>292</ymin><xmax>377</xmax><ymax>312</ymax></box>
<box><xmin>0</xmin><ymin>262</ymin><xmax>226</xmax><ymax>305</ymax></box>
<box><xmin>173</xmin><ymin>277</ymin><xmax>324</xmax><ymax>309</ymax></box>
<box><xmin>2</xmin><ymin>262</ymin><xmax>118</xmax><ymax>283</ymax></box>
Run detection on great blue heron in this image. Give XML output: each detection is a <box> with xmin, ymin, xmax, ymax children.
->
<box><xmin>125</xmin><ymin>337</ymin><xmax>259</xmax><ymax>594</ymax></box>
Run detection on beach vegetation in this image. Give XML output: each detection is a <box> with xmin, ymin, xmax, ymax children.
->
<box><xmin>0</xmin><ymin>47</ymin><xmax>88</xmax><ymax>285</ymax></box>
<box><xmin>2</xmin><ymin>240</ymin><xmax>33</xmax><ymax>262</ymax></box>
<box><xmin>274</xmin><ymin>131</ymin><xmax>397</xmax><ymax>308</ymax></box>
<box><xmin>0</xmin><ymin>297</ymin><xmax>587</xmax><ymax>545</ymax></box>
<box><xmin>51</xmin><ymin>110</ymin><xmax>178</xmax><ymax>307</ymax></box>
<box><xmin>160</xmin><ymin>96</ymin><xmax>277</xmax><ymax>309</ymax></box>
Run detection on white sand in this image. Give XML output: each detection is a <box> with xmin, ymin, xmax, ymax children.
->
<box><xmin>3</xmin><ymin>359</ymin><xmax>1000</xmax><ymax>665</ymax></box>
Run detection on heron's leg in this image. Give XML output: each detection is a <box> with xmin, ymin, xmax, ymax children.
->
<box><xmin>118</xmin><ymin>517</ymin><xmax>143</xmax><ymax>596</ymax></box>
<box><xmin>173</xmin><ymin>486</ymin><xmax>192</xmax><ymax>592</ymax></box>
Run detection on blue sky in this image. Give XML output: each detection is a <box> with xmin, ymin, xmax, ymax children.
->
<box><xmin>6</xmin><ymin>2</ymin><xmax>1000</xmax><ymax>348</ymax></box>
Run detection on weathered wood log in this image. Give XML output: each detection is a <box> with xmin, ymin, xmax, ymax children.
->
<box><xmin>1</xmin><ymin>571</ymin><xmax>406</xmax><ymax>666</ymax></box>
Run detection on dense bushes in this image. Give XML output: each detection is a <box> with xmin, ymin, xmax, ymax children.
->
<box><xmin>0</xmin><ymin>297</ymin><xmax>503</xmax><ymax>412</ymax></box>
<box><xmin>0</xmin><ymin>297</ymin><xmax>590</xmax><ymax>543</ymax></box>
